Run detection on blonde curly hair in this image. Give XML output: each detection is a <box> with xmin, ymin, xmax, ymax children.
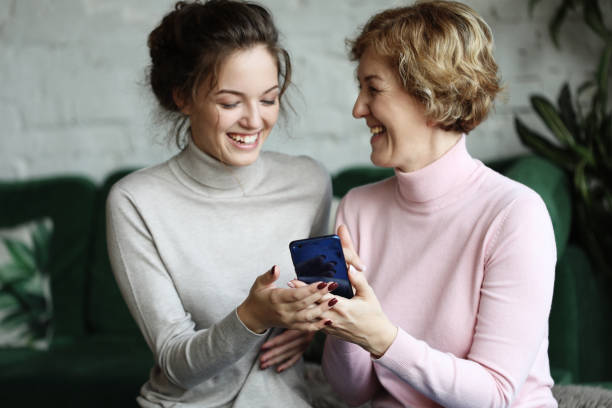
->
<box><xmin>348</xmin><ymin>0</ymin><xmax>503</xmax><ymax>133</ymax></box>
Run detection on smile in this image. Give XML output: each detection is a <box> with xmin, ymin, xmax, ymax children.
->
<box><xmin>370</xmin><ymin>125</ymin><xmax>386</xmax><ymax>136</ymax></box>
<box><xmin>228</xmin><ymin>132</ymin><xmax>258</xmax><ymax>144</ymax></box>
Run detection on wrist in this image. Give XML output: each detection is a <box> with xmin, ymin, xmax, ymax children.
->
<box><xmin>367</xmin><ymin>319</ymin><xmax>397</xmax><ymax>358</ymax></box>
<box><xmin>237</xmin><ymin>300</ymin><xmax>267</xmax><ymax>334</ymax></box>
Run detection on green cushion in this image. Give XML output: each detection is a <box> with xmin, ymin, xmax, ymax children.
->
<box><xmin>504</xmin><ymin>156</ymin><xmax>571</xmax><ymax>259</ymax></box>
<box><xmin>87</xmin><ymin>169</ymin><xmax>141</xmax><ymax>335</ymax></box>
<box><xmin>0</xmin><ymin>177</ymin><xmax>97</xmax><ymax>341</ymax></box>
<box><xmin>549</xmin><ymin>244</ymin><xmax>612</xmax><ymax>383</ymax></box>
<box><xmin>332</xmin><ymin>166</ymin><xmax>394</xmax><ymax>198</ymax></box>
<box><xmin>549</xmin><ymin>245</ymin><xmax>581</xmax><ymax>378</ymax></box>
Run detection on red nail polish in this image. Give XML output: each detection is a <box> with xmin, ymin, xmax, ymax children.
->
<box><xmin>317</xmin><ymin>282</ymin><xmax>328</xmax><ymax>290</ymax></box>
<box><xmin>324</xmin><ymin>320</ymin><xmax>333</xmax><ymax>326</ymax></box>
<box><xmin>328</xmin><ymin>298</ymin><xmax>338</xmax><ymax>307</ymax></box>
<box><xmin>328</xmin><ymin>282</ymin><xmax>338</xmax><ymax>291</ymax></box>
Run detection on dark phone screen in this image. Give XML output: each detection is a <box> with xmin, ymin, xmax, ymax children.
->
<box><xmin>289</xmin><ymin>235</ymin><xmax>353</xmax><ymax>298</ymax></box>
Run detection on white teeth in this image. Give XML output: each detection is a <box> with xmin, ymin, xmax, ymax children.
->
<box><xmin>370</xmin><ymin>126</ymin><xmax>385</xmax><ymax>135</ymax></box>
<box><xmin>229</xmin><ymin>133</ymin><xmax>258</xmax><ymax>144</ymax></box>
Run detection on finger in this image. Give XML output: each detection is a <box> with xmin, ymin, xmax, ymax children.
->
<box><xmin>276</xmin><ymin>352</ymin><xmax>303</xmax><ymax>372</ymax></box>
<box><xmin>261</xmin><ymin>329</ymin><xmax>303</xmax><ymax>350</ymax></box>
<box><xmin>337</xmin><ymin>225</ymin><xmax>366</xmax><ymax>271</ymax></box>
<box><xmin>276</xmin><ymin>281</ymin><xmax>332</xmax><ymax>308</ymax></box>
<box><xmin>288</xmin><ymin>279</ymin><xmax>307</xmax><ymax>288</ymax></box>
<box><xmin>261</xmin><ymin>345</ymin><xmax>305</xmax><ymax>369</ymax></box>
<box><xmin>294</xmin><ymin>295</ymin><xmax>340</xmax><ymax>322</ymax></box>
<box><xmin>348</xmin><ymin>267</ymin><xmax>373</xmax><ymax>297</ymax></box>
<box><xmin>254</xmin><ymin>265</ymin><xmax>279</xmax><ymax>290</ymax></box>
<box><xmin>260</xmin><ymin>337</ymin><xmax>309</xmax><ymax>367</ymax></box>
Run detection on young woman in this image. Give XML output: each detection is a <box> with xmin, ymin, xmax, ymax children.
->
<box><xmin>317</xmin><ymin>1</ymin><xmax>558</xmax><ymax>407</ymax></box>
<box><xmin>106</xmin><ymin>1</ymin><xmax>336</xmax><ymax>406</ymax></box>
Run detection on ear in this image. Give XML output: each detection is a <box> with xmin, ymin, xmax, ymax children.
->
<box><xmin>173</xmin><ymin>88</ymin><xmax>191</xmax><ymax>115</ymax></box>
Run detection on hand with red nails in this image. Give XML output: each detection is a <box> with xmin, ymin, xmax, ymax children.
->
<box><xmin>237</xmin><ymin>265</ymin><xmax>338</xmax><ymax>335</ymax></box>
<box><xmin>322</xmin><ymin>225</ymin><xmax>397</xmax><ymax>357</ymax></box>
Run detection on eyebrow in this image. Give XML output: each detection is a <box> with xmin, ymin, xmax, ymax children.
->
<box><xmin>215</xmin><ymin>85</ymin><xmax>279</xmax><ymax>97</ymax></box>
<box><xmin>364</xmin><ymin>75</ymin><xmax>383</xmax><ymax>82</ymax></box>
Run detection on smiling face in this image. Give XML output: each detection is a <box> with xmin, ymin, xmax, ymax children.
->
<box><xmin>181</xmin><ymin>44</ymin><xmax>280</xmax><ymax>167</ymax></box>
<box><xmin>353</xmin><ymin>47</ymin><xmax>442</xmax><ymax>172</ymax></box>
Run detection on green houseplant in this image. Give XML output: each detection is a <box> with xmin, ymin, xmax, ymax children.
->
<box><xmin>515</xmin><ymin>0</ymin><xmax>612</xmax><ymax>277</ymax></box>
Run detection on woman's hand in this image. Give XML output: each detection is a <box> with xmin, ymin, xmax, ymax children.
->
<box><xmin>322</xmin><ymin>268</ymin><xmax>397</xmax><ymax>357</ymax></box>
<box><xmin>259</xmin><ymin>329</ymin><xmax>314</xmax><ymax>372</ymax></box>
<box><xmin>325</xmin><ymin>225</ymin><xmax>397</xmax><ymax>357</ymax></box>
<box><xmin>237</xmin><ymin>265</ymin><xmax>336</xmax><ymax>334</ymax></box>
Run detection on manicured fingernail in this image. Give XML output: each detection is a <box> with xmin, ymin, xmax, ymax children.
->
<box><xmin>324</xmin><ymin>320</ymin><xmax>333</xmax><ymax>326</ymax></box>
<box><xmin>287</xmin><ymin>281</ymin><xmax>296</xmax><ymax>288</ymax></box>
<box><xmin>317</xmin><ymin>282</ymin><xmax>328</xmax><ymax>289</ymax></box>
<box><xmin>269</xmin><ymin>265</ymin><xmax>276</xmax><ymax>275</ymax></box>
<box><xmin>328</xmin><ymin>282</ymin><xmax>338</xmax><ymax>291</ymax></box>
<box><xmin>328</xmin><ymin>298</ymin><xmax>338</xmax><ymax>307</ymax></box>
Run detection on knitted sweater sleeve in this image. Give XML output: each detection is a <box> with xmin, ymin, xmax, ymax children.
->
<box><xmin>106</xmin><ymin>185</ymin><xmax>266</xmax><ymax>390</ymax></box>
<box><xmin>375</xmin><ymin>192</ymin><xmax>556</xmax><ymax>408</ymax></box>
<box><xmin>322</xmin><ymin>195</ymin><xmax>383</xmax><ymax>406</ymax></box>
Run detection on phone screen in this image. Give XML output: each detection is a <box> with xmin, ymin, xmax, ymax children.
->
<box><xmin>289</xmin><ymin>234</ymin><xmax>353</xmax><ymax>298</ymax></box>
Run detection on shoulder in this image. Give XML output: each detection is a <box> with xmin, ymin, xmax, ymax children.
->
<box><xmin>479</xmin><ymin>166</ymin><xmax>548</xmax><ymax>216</ymax></box>
<box><xmin>260</xmin><ymin>151</ymin><xmax>331</xmax><ymax>195</ymax></box>
<box><xmin>341</xmin><ymin>175</ymin><xmax>396</xmax><ymax>209</ymax></box>
<box><xmin>107</xmin><ymin>161</ymin><xmax>174</xmax><ymax>207</ymax></box>
<box><xmin>262</xmin><ymin>151</ymin><xmax>328</xmax><ymax>180</ymax></box>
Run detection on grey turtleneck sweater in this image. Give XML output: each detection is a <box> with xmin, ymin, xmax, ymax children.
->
<box><xmin>106</xmin><ymin>139</ymin><xmax>331</xmax><ymax>407</ymax></box>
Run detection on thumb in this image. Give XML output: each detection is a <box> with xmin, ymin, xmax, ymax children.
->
<box><xmin>337</xmin><ymin>224</ymin><xmax>366</xmax><ymax>271</ymax></box>
<box><xmin>254</xmin><ymin>265</ymin><xmax>279</xmax><ymax>289</ymax></box>
<box><xmin>348</xmin><ymin>267</ymin><xmax>373</xmax><ymax>298</ymax></box>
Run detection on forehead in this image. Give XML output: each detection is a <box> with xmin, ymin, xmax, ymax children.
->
<box><xmin>356</xmin><ymin>47</ymin><xmax>395</xmax><ymax>81</ymax></box>
<box><xmin>216</xmin><ymin>44</ymin><xmax>279</xmax><ymax>91</ymax></box>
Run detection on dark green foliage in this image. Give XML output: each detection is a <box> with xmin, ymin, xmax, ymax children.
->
<box><xmin>517</xmin><ymin>0</ymin><xmax>612</xmax><ymax>277</ymax></box>
<box><xmin>0</xmin><ymin>221</ymin><xmax>53</xmax><ymax>346</ymax></box>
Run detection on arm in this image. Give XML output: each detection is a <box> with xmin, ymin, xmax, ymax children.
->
<box><xmin>107</xmin><ymin>186</ymin><xmax>334</xmax><ymax>389</ymax></box>
<box><xmin>375</xmin><ymin>193</ymin><xmax>556</xmax><ymax>407</ymax></box>
<box><xmin>106</xmin><ymin>186</ymin><xmax>266</xmax><ymax>389</ymax></box>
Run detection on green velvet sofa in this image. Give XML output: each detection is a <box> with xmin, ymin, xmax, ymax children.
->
<box><xmin>0</xmin><ymin>155</ymin><xmax>610</xmax><ymax>406</ymax></box>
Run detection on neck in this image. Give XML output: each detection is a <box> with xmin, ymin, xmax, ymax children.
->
<box><xmin>397</xmin><ymin>128</ymin><xmax>462</xmax><ymax>173</ymax></box>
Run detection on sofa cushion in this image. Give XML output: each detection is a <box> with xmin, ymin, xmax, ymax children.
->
<box><xmin>0</xmin><ymin>335</ymin><xmax>153</xmax><ymax>406</ymax></box>
<box><xmin>0</xmin><ymin>177</ymin><xmax>96</xmax><ymax>341</ymax></box>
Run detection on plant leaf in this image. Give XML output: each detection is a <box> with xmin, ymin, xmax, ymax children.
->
<box><xmin>2</xmin><ymin>238</ymin><xmax>35</xmax><ymax>271</ymax></box>
<box><xmin>0</xmin><ymin>262</ymin><xmax>33</xmax><ymax>285</ymax></box>
<box><xmin>0</xmin><ymin>308</ymin><xmax>29</xmax><ymax>329</ymax></box>
<box><xmin>31</xmin><ymin>221</ymin><xmax>51</xmax><ymax>271</ymax></box>
<box><xmin>514</xmin><ymin>116</ymin><xmax>576</xmax><ymax>170</ymax></box>
<box><xmin>549</xmin><ymin>1</ymin><xmax>570</xmax><ymax>48</ymax></box>
<box><xmin>557</xmin><ymin>83</ymin><xmax>580</xmax><ymax>141</ymax></box>
<box><xmin>583</xmin><ymin>0</ymin><xmax>610</xmax><ymax>40</ymax></box>
<box><xmin>596</xmin><ymin>43</ymin><xmax>612</xmax><ymax>116</ymax></box>
<box><xmin>0</xmin><ymin>292</ymin><xmax>19</xmax><ymax>309</ymax></box>
<box><xmin>574</xmin><ymin>160</ymin><xmax>591</xmax><ymax>204</ymax></box>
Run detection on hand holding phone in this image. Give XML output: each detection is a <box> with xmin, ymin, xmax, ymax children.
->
<box><xmin>289</xmin><ymin>235</ymin><xmax>353</xmax><ymax>298</ymax></box>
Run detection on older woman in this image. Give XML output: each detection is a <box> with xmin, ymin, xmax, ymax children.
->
<box><xmin>318</xmin><ymin>1</ymin><xmax>557</xmax><ymax>407</ymax></box>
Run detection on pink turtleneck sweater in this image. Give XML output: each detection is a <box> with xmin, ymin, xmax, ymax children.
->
<box><xmin>322</xmin><ymin>136</ymin><xmax>557</xmax><ymax>407</ymax></box>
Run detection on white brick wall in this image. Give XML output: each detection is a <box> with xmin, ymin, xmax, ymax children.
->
<box><xmin>0</xmin><ymin>0</ymin><xmax>603</xmax><ymax>181</ymax></box>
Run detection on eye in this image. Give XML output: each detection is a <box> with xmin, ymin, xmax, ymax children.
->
<box><xmin>367</xmin><ymin>86</ymin><xmax>381</xmax><ymax>95</ymax></box>
<box><xmin>260</xmin><ymin>99</ymin><xmax>277</xmax><ymax>106</ymax></box>
<box><xmin>219</xmin><ymin>102</ymin><xmax>239</xmax><ymax>109</ymax></box>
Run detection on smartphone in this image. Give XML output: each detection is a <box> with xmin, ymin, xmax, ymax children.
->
<box><xmin>289</xmin><ymin>234</ymin><xmax>353</xmax><ymax>298</ymax></box>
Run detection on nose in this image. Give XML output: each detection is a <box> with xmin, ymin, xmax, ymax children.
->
<box><xmin>352</xmin><ymin>91</ymin><xmax>369</xmax><ymax>119</ymax></box>
<box><xmin>240</xmin><ymin>102</ymin><xmax>263</xmax><ymax>129</ymax></box>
